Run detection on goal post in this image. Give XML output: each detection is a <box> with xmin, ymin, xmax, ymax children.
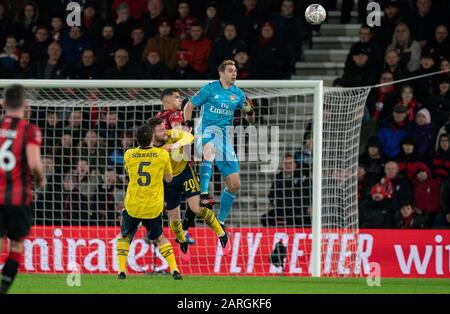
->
<box><xmin>0</xmin><ymin>79</ymin><xmax>370</xmax><ymax>277</ymax></box>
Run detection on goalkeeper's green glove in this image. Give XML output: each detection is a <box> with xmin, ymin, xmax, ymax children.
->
<box><xmin>243</xmin><ymin>97</ymin><xmax>254</xmax><ymax>115</ymax></box>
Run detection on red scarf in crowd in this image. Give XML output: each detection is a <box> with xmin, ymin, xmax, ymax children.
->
<box><xmin>399</xmin><ymin>99</ymin><xmax>417</xmax><ymax>122</ymax></box>
<box><xmin>373</xmin><ymin>85</ymin><xmax>395</xmax><ymax>121</ymax></box>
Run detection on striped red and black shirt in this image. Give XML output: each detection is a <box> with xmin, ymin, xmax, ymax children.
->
<box><xmin>0</xmin><ymin>116</ymin><xmax>42</xmax><ymax>207</ymax></box>
<box><xmin>155</xmin><ymin>109</ymin><xmax>184</xmax><ymax>130</ymax></box>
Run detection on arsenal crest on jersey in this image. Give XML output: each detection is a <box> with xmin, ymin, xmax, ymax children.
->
<box><xmin>229</xmin><ymin>95</ymin><xmax>236</xmax><ymax>101</ymax></box>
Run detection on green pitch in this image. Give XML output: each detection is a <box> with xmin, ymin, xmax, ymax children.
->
<box><xmin>8</xmin><ymin>274</ymin><xmax>450</xmax><ymax>294</ymax></box>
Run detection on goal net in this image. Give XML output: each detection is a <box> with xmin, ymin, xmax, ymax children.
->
<box><xmin>0</xmin><ymin>80</ymin><xmax>370</xmax><ymax>277</ymax></box>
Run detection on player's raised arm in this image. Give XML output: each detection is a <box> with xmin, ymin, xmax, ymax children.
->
<box><xmin>183</xmin><ymin>84</ymin><xmax>211</xmax><ymax>128</ymax></box>
<box><xmin>163</xmin><ymin>151</ymin><xmax>173</xmax><ymax>183</ymax></box>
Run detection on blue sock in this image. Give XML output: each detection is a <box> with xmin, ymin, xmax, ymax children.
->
<box><xmin>218</xmin><ymin>188</ymin><xmax>236</xmax><ymax>224</ymax></box>
<box><xmin>200</xmin><ymin>160</ymin><xmax>213</xmax><ymax>194</ymax></box>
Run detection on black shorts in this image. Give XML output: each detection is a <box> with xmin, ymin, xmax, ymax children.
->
<box><xmin>164</xmin><ymin>165</ymin><xmax>200</xmax><ymax>210</ymax></box>
<box><xmin>0</xmin><ymin>205</ymin><xmax>32</xmax><ymax>241</ymax></box>
<box><xmin>120</xmin><ymin>209</ymin><xmax>163</xmax><ymax>242</ymax></box>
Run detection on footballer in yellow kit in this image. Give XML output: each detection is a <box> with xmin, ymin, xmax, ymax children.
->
<box><xmin>148</xmin><ymin>115</ymin><xmax>230</xmax><ymax>257</ymax></box>
<box><xmin>115</xmin><ymin>123</ymin><xmax>182</xmax><ymax>280</ymax></box>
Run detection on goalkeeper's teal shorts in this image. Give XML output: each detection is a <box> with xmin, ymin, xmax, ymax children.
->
<box><xmin>195</xmin><ymin>131</ymin><xmax>240</xmax><ymax>178</ymax></box>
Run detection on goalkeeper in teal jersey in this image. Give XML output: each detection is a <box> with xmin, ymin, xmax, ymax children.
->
<box><xmin>183</xmin><ymin>60</ymin><xmax>256</xmax><ymax>228</ymax></box>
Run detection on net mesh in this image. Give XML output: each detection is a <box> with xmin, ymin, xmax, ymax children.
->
<box><xmin>0</xmin><ymin>83</ymin><xmax>370</xmax><ymax>276</ymax></box>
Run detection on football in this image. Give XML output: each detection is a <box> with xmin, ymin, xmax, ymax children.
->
<box><xmin>305</xmin><ymin>4</ymin><xmax>327</xmax><ymax>25</ymax></box>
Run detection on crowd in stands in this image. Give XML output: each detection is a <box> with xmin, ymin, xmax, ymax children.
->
<box><xmin>336</xmin><ymin>0</ymin><xmax>450</xmax><ymax>229</ymax></box>
<box><xmin>0</xmin><ymin>0</ymin><xmax>308</xmax><ymax>80</ymax></box>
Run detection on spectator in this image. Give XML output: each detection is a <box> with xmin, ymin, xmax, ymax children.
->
<box><xmin>394</xmin><ymin>202</ymin><xmax>426</xmax><ymax>229</ymax></box>
<box><xmin>231</xmin><ymin>0</ymin><xmax>263</xmax><ymax>43</ymax></box>
<box><xmin>396</xmin><ymin>85</ymin><xmax>422</xmax><ymax>123</ymax></box>
<box><xmin>103</xmin><ymin>48</ymin><xmax>139</xmax><ymax>79</ymax></box>
<box><xmin>59</xmin><ymin>175</ymin><xmax>90</xmax><ymax>226</ymax></box>
<box><xmin>109</xmin><ymin>131</ymin><xmax>133</xmax><ymax>174</ymax></box>
<box><xmin>70</xmin><ymin>48</ymin><xmax>101</xmax><ymax>79</ymax></box>
<box><xmin>358</xmin><ymin>163</ymin><xmax>373</xmax><ymax>202</ymax></box>
<box><xmin>435</xmin><ymin>175</ymin><xmax>450</xmax><ymax>228</ymax></box>
<box><xmin>171</xmin><ymin>49</ymin><xmax>199</xmax><ymax>79</ymax></box>
<box><xmin>207</xmin><ymin>23</ymin><xmax>245</xmax><ymax>78</ymax></box>
<box><xmin>396</xmin><ymin>136</ymin><xmax>426</xmax><ymax>181</ymax></box>
<box><xmin>61</xmin><ymin>26</ymin><xmax>91</xmax><ymax>67</ymax></box>
<box><xmin>0</xmin><ymin>2</ymin><xmax>12</xmax><ymax>48</ymax></box>
<box><xmin>71</xmin><ymin>158</ymin><xmax>98</xmax><ymax>201</ymax></box>
<box><xmin>383</xmin><ymin>48</ymin><xmax>410</xmax><ymax>80</ymax></box>
<box><xmin>428</xmin><ymin>76</ymin><xmax>450</xmax><ymax>130</ymax></box>
<box><xmin>111</xmin><ymin>0</ymin><xmax>147</xmax><ymax>20</ymax></box>
<box><xmin>342</xmin><ymin>45</ymin><xmax>378</xmax><ymax>87</ymax></box>
<box><xmin>366</xmin><ymin>71</ymin><xmax>398</xmax><ymax>122</ymax></box>
<box><xmin>346</xmin><ymin>25</ymin><xmax>383</xmax><ymax>76</ymax></box>
<box><xmin>412</xmin><ymin>162</ymin><xmax>442</xmax><ymax>226</ymax></box>
<box><xmin>0</xmin><ymin>35</ymin><xmax>20</xmax><ymax>73</ymax></box>
<box><xmin>294</xmin><ymin>132</ymin><xmax>312</xmax><ymax>169</ymax></box>
<box><xmin>432</xmin><ymin>133</ymin><xmax>450</xmax><ymax>179</ymax></box>
<box><xmin>251</xmin><ymin>21</ymin><xmax>289</xmax><ymax>79</ymax></box>
<box><xmin>359</xmin><ymin>183</ymin><xmax>395</xmax><ymax>228</ymax></box>
<box><xmin>114</xmin><ymin>2</ymin><xmax>136</xmax><ymax>47</ymax></box>
<box><xmin>92</xmin><ymin>168</ymin><xmax>120</xmax><ymax>226</ymax></box>
<box><xmin>64</xmin><ymin>110</ymin><xmax>85</xmax><ymax>145</ymax></box>
<box><xmin>271</xmin><ymin>0</ymin><xmax>304</xmax><ymax>76</ymax></box>
<box><xmin>97</xmin><ymin>110</ymin><xmax>124</xmax><ymax>148</ymax></box>
<box><xmin>261</xmin><ymin>153</ymin><xmax>310</xmax><ymax>227</ymax></box>
<box><xmin>142</xmin><ymin>18</ymin><xmax>181</xmax><ymax>70</ymax></box>
<box><xmin>49</xmin><ymin>16</ymin><xmax>64</xmax><ymax>42</ymax></box>
<box><xmin>138</xmin><ymin>0</ymin><xmax>165</xmax><ymax>39</ymax></box>
<box><xmin>233</xmin><ymin>47</ymin><xmax>252</xmax><ymax>79</ymax></box>
<box><xmin>13</xmin><ymin>1</ymin><xmax>39</xmax><ymax>46</ymax></box>
<box><xmin>175</xmin><ymin>0</ymin><xmax>194</xmax><ymax>40</ymax></box>
<box><xmin>359</xmin><ymin>136</ymin><xmax>386</xmax><ymax>182</ymax></box>
<box><xmin>410</xmin><ymin>52</ymin><xmax>439</xmax><ymax>103</ymax></box>
<box><xmin>94</xmin><ymin>23</ymin><xmax>119</xmax><ymax>70</ymax></box>
<box><xmin>37</xmin><ymin>41</ymin><xmax>68</xmax><ymax>79</ymax></box>
<box><xmin>42</xmin><ymin>108</ymin><xmax>63</xmax><ymax>148</ymax></box>
<box><xmin>54</xmin><ymin>132</ymin><xmax>78</xmax><ymax>175</ymax></box>
<box><xmin>410</xmin><ymin>108</ymin><xmax>435</xmax><ymax>156</ymax></box>
<box><xmin>82</xmin><ymin>2</ymin><xmax>103</xmax><ymax>43</ymax></box>
<box><xmin>79</xmin><ymin>130</ymin><xmax>108</xmax><ymax>171</ymax></box>
<box><xmin>378</xmin><ymin>105</ymin><xmax>410</xmax><ymax>159</ymax></box>
<box><xmin>204</xmin><ymin>1</ymin><xmax>223</xmax><ymax>41</ymax></box>
<box><xmin>423</xmin><ymin>24</ymin><xmax>450</xmax><ymax>62</ymax></box>
<box><xmin>381</xmin><ymin>161</ymin><xmax>413</xmax><ymax>211</ymax></box>
<box><xmin>128</xmin><ymin>27</ymin><xmax>146</xmax><ymax>65</ymax></box>
<box><xmin>181</xmin><ymin>20</ymin><xmax>212</xmax><ymax>77</ymax></box>
<box><xmin>12</xmin><ymin>49</ymin><xmax>37</xmax><ymax>78</ymax></box>
<box><xmin>141</xmin><ymin>48</ymin><xmax>170</xmax><ymax>79</ymax></box>
<box><xmin>407</xmin><ymin>0</ymin><xmax>439</xmax><ymax>47</ymax></box>
<box><xmin>28</xmin><ymin>25</ymin><xmax>50</xmax><ymax>63</ymax></box>
<box><xmin>374</xmin><ymin>0</ymin><xmax>401</xmax><ymax>51</ymax></box>
<box><xmin>388</xmin><ymin>22</ymin><xmax>422</xmax><ymax>72</ymax></box>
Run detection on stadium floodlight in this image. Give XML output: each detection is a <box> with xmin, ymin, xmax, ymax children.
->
<box><xmin>0</xmin><ymin>79</ymin><xmax>371</xmax><ymax>277</ymax></box>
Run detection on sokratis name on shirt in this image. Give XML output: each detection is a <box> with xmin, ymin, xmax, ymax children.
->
<box><xmin>131</xmin><ymin>152</ymin><xmax>158</xmax><ymax>158</ymax></box>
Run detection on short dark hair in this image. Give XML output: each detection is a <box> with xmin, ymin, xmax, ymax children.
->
<box><xmin>3</xmin><ymin>84</ymin><xmax>25</xmax><ymax>110</ymax></box>
<box><xmin>218</xmin><ymin>60</ymin><xmax>236</xmax><ymax>73</ymax></box>
<box><xmin>160</xmin><ymin>88</ymin><xmax>179</xmax><ymax>101</ymax></box>
<box><xmin>284</xmin><ymin>152</ymin><xmax>293</xmax><ymax>159</ymax></box>
<box><xmin>136</xmin><ymin>124</ymin><xmax>154</xmax><ymax>147</ymax></box>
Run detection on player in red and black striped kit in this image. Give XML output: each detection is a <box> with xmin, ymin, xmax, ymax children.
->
<box><xmin>0</xmin><ymin>85</ymin><xmax>45</xmax><ymax>294</ymax></box>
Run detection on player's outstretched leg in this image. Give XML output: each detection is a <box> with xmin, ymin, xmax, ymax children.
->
<box><xmin>166</xmin><ymin>208</ymin><xmax>190</xmax><ymax>261</ymax></box>
<box><xmin>156</xmin><ymin>235</ymin><xmax>183</xmax><ymax>280</ymax></box>
<box><xmin>199</xmin><ymin>143</ymin><xmax>216</xmax><ymax>208</ymax></box>
<box><xmin>116</xmin><ymin>236</ymin><xmax>130</xmax><ymax>280</ymax></box>
<box><xmin>218</xmin><ymin>173</ymin><xmax>240</xmax><ymax>225</ymax></box>
<box><xmin>0</xmin><ymin>240</ymin><xmax>23</xmax><ymax>294</ymax></box>
<box><xmin>186</xmin><ymin>196</ymin><xmax>230</xmax><ymax>255</ymax></box>
<box><xmin>182</xmin><ymin>207</ymin><xmax>197</xmax><ymax>245</ymax></box>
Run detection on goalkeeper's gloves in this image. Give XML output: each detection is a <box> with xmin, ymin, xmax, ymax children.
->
<box><xmin>243</xmin><ymin>97</ymin><xmax>255</xmax><ymax>115</ymax></box>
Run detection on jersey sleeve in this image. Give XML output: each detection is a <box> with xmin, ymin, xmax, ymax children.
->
<box><xmin>190</xmin><ymin>84</ymin><xmax>211</xmax><ymax>107</ymax></box>
<box><xmin>26</xmin><ymin>124</ymin><xmax>42</xmax><ymax>146</ymax></box>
